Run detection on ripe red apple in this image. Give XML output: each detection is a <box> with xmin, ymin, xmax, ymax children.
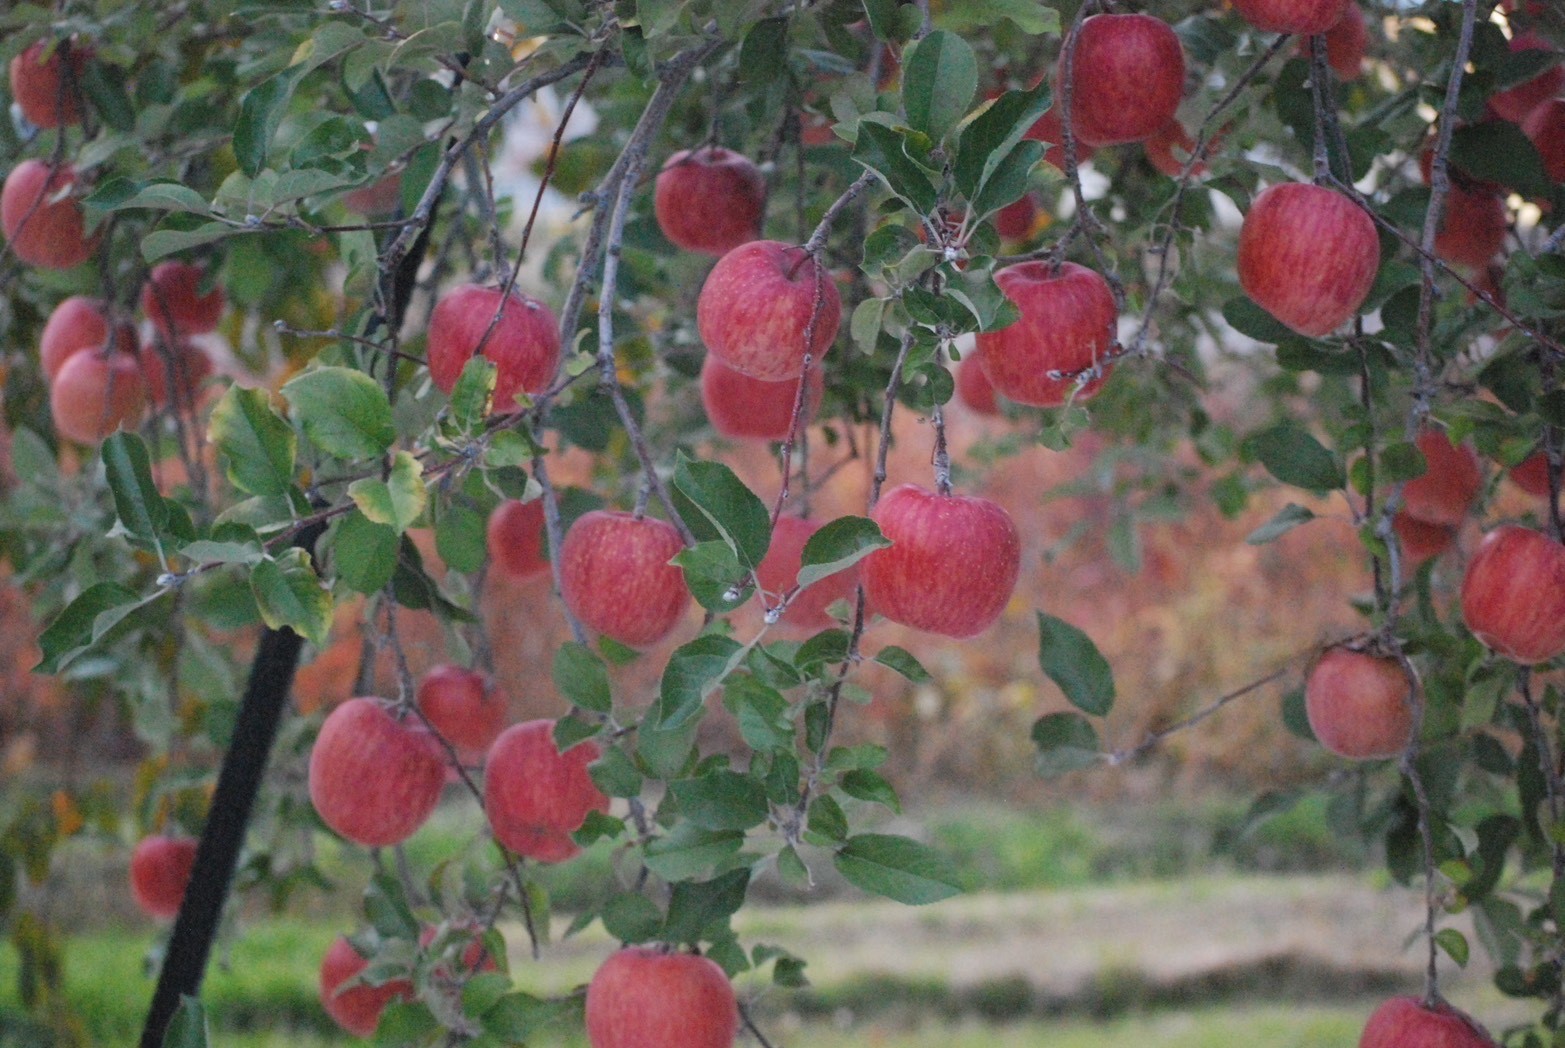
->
<box><xmin>558</xmin><ymin>511</ymin><xmax>690</xmax><ymax>648</ymax></box>
<box><xmin>1393</xmin><ymin>512</ymin><xmax>1455</xmax><ymax>570</ymax></box>
<box><xmin>129</xmin><ymin>835</ymin><xmax>199</xmax><ymax>920</ymax></box>
<box><xmin>426</xmin><ymin>283</ymin><xmax>561</xmax><ymax>413</ymax></box>
<box><xmin>1025</xmin><ymin>103</ymin><xmax>1097</xmax><ymax>170</ymax></box>
<box><xmin>696</xmin><ymin>240</ymin><xmax>842</xmax><ymax>382</ymax></box>
<box><xmin>139</xmin><ymin>337</ymin><xmax>215</xmax><ymax>410</ymax></box>
<box><xmin>50</xmin><ymin>349</ymin><xmax>147</xmax><ymax>445</ymax></box>
<box><xmin>1432</xmin><ymin>185</ymin><xmax>1507</xmax><ymax>270</ymax></box>
<box><xmin>993</xmin><ymin>193</ymin><xmax>1040</xmax><ymax>241</ymax></box>
<box><xmin>1523</xmin><ymin>99</ymin><xmax>1565</xmax><ymax>185</ymax></box>
<box><xmin>344</xmin><ymin>173</ymin><xmax>403</xmax><ymax>216</ymax></box>
<box><xmin>754</xmin><ymin>515</ymin><xmax>861</xmax><ymax>631</ymax></box>
<box><xmin>486</xmin><ymin>498</ymin><xmax>549</xmax><ymax>582</ymax></box>
<box><xmin>955</xmin><ymin>351</ymin><xmax>1001</xmax><ymax>416</ymax></box>
<box><xmin>654</xmin><ymin>147</ymin><xmax>767</xmax><ymax>257</ymax></box>
<box><xmin>1509</xmin><ymin>451</ymin><xmax>1553</xmax><ymax>498</ymax></box>
<box><xmin>585</xmin><ymin>946</ymin><xmax>738</xmax><ymax>1048</ymax></box>
<box><xmin>141</xmin><ymin>260</ymin><xmax>226</xmax><ymax>338</ymax></box>
<box><xmin>1231</xmin><ymin>0</ymin><xmax>1349</xmax><ymax>34</ymax></box>
<box><xmin>975</xmin><ymin>260</ymin><xmax>1116</xmax><ymax>407</ymax></box>
<box><xmin>1488</xmin><ymin>32</ymin><xmax>1564</xmax><ymax>125</ymax></box>
<box><xmin>1143</xmin><ymin>119</ymin><xmax>1207</xmax><ymax>178</ymax></box>
<box><xmin>1302</xmin><ymin>4</ymin><xmax>1368</xmax><ymax>80</ymax></box>
<box><xmin>1</xmin><ymin>160</ymin><xmax>98</xmax><ymax>270</ymax></box>
<box><xmin>1400</xmin><ymin>429</ymin><xmax>1482</xmax><ymax>528</ymax></box>
<box><xmin>319</xmin><ymin>935</ymin><xmax>414</xmax><ymax>1038</ymax></box>
<box><xmin>1359</xmin><ymin>996</ymin><xmax>1497</xmax><ymax>1048</ymax></box>
<box><xmin>9</xmin><ymin>39</ymin><xmax>88</xmax><ymax>129</ymax></box>
<box><xmin>1237</xmin><ymin>183</ymin><xmax>1380</xmax><ymax>338</ymax></box>
<box><xmin>483</xmin><ymin>719</ymin><xmax>609</xmax><ymax>863</ymax></box>
<box><xmin>1304</xmin><ymin>648</ymin><xmax>1414</xmax><ymax>760</ymax></box>
<box><xmin>862</xmin><ymin>483</ymin><xmax>1021</xmax><ymax>639</ymax></box>
<box><xmin>417</xmin><ymin>664</ymin><xmax>508</xmax><ymax>763</ymax></box>
<box><xmin>39</xmin><ymin>296</ymin><xmax>137</xmax><ymax>381</ymax></box>
<box><xmin>1061</xmin><ymin>14</ymin><xmax>1185</xmax><ymax>148</ymax></box>
<box><xmin>1461</xmin><ymin>525</ymin><xmax>1565</xmax><ymax>665</ymax></box>
<box><xmin>308</xmin><ymin>697</ymin><xmax>446</xmax><ymax>847</ymax></box>
<box><xmin>700</xmin><ymin>355</ymin><xmax>823</xmax><ymax>442</ymax></box>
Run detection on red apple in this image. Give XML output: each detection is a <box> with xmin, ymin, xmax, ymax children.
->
<box><xmin>139</xmin><ymin>337</ymin><xmax>215</xmax><ymax>410</ymax></box>
<box><xmin>1025</xmin><ymin>103</ymin><xmax>1097</xmax><ymax>170</ymax></box>
<box><xmin>1304</xmin><ymin>648</ymin><xmax>1414</xmax><ymax>760</ymax></box>
<box><xmin>558</xmin><ymin>510</ymin><xmax>690</xmax><ymax>648</ymax></box>
<box><xmin>1144</xmin><ymin>119</ymin><xmax>1207</xmax><ymax>178</ymax></box>
<box><xmin>975</xmin><ymin>260</ymin><xmax>1117</xmax><ymax>407</ymax></box>
<box><xmin>696</xmin><ymin>240</ymin><xmax>842</xmax><ymax>382</ymax></box>
<box><xmin>129</xmin><ymin>835</ymin><xmax>199</xmax><ymax>920</ymax></box>
<box><xmin>862</xmin><ymin>483</ymin><xmax>1021</xmax><ymax>639</ymax></box>
<box><xmin>1400</xmin><ymin>429</ymin><xmax>1482</xmax><ymax>528</ymax></box>
<box><xmin>1488</xmin><ymin>32</ymin><xmax>1564</xmax><ymax>125</ymax></box>
<box><xmin>1061</xmin><ymin>14</ymin><xmax>1185</xmax><ymax>148</ymax></box>
<box><xmin>487</xmin><ymin>498</ymin><xmax>549</xmax><ymax>582</ymax></box>
<box><xmin>426</xmin><ymin>283</ymin><xmax>561</xmax><ymax>413</ymax></box>
<box><xmin>483</xmin><ymin>719</ymin><xmax>608</xmax><ymax>863</ymax></box>
<box><xmin>344</xmin><ymin>173</ymin><xmax>403</xmax><ymax>216</ymax></box>
<box><xmin>9</xmin><ymin>39</ymin><xmax>88</xmax><ymax>129</ymax></box>
<box><xmin>308</xmin><ymin>697</ymin><xmax>446</xmax><ymax>847</ymax></box>
<box><xmin>1432</xmin><ymin>185</ymin><xmax>1507</xmax><ymax>270</ymax></box>
<box><xmin>1306</xmin><ymin>4</ymin><xmax>1368</xmax><ymax>80</ymax></box>
<box><xmin>1509</xmin><ymin>451</ymin><xmax>1553</xmax><ymax>498</ymax></box>
<box><xmin>1237</xmin><ymin>183</ymin><xmax>1380</xmax><ymax>338</ymax></box>
<box><xmin>417</xmin><ymin>664</ymin><xmax>508</xmax><ymax>763</ymax></box>
<box><xmin>1</xmin><ymin>160</ymin><xmax>98</xmax><ymax>270</ymax></box>
<box><xmin>39</xmin><ymin>296</ymin><xmax>137</xmax><ymax>381</ymax></box>
<box><xmin>754</xmin><ymin>515</ymin><xmax>861</xmax><ymax>631</ymax></box>
<box><xmin>700</xmin><ymin>355</ymin><xmax>823</xmax><ymax>442</ymax></box>
<box><xmin>1461</xmin><ymin>525</ymin><xmax>1565</xmax><ymax>665</ymax></box>
<box><xmin>955</xmin><ymin>351</ymin><xmax>1001</xmax><ymax>416</ymax></box>
<box><xmin>1393</xmin><ymin>512</ymin><xmax>1455</xmax><ymax>570</ymax></box>
<box><xmin>1523</xmin><ymin>99</ymin><xmax>1565</xmax><ymax>185</ymax></box>
<box><xmin>1232</xmin><ymin>0</ymin><xmax>1350</xmax><ymax>34</ymax></box>
<box><xmin>50</xmin><ymin>349</ymin><xmax>147</xmax><ymax>445</ymax></box>
<box><xmin>319</xmin><ymin>935</ymin><xmax>414</xmax><ymax>1038</ymax></box>
<box><xmin>654</xmin><ymin>147</ymin><xmax>767</xmax><ymax>257</ymax></box>
<box><xmin>994</xmin><ymin>194</ymin><xmax>1040</xmax><ymax>241</ymax></box>
<box><xmin>1359</xmin><ymin>996</ymin><xmax>1497</xmax><ymax>1048</ymax></box>
<box><xmin>141</xmin><ymin>260</ymin><xmax>226</xmax><ymax>338</ymax></box>
<box><xmin>585</xmin><ymin>946</ymin><xmax>738</xmax><ymax>1048</ymax></box>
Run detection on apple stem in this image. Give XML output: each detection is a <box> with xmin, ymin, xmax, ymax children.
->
<box><xmin>931</xmin><ymin>402</ymin><xmax>953</xmax><ymax>497</ymax></box>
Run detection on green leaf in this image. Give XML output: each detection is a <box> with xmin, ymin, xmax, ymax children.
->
<box><xmin>178</xmin><ymin>539</ymin><xmax>265</xmax><ymax>567</ymax></box>
<box><xmin>434</xmin><ymin>503</ymin><xmax>485</xmax><ymax>573</ymax></box>
<box><xmin>807</xmin><ymin>795</ymin><xmax>848</xmax><ymax>843</ymax></box>
<box><xmin>160</xmin><ymin>996</ymin><xmax>210</xmax><ymax>1048</ymax></box>
<box><xmin>601</xmin><ymin>893</ymin><xmax>663</xmax><ymax>944</ymax></box>
<box><xmin>672</xmin><ymin>541</ymin><xmax>752</xmax><ymax>614</ymax></box>
<box><xmin>738</xmin><ymin>17</ymin><xmax>789</xmax><ymax>85</ymax></box>
<box><xmin>955</xmin><ymin>80</ymin><xmax>1052</xmax><ymax>199</ymax></box>
<box><xmin>722</xmin><ymin>675</ymin><xmax>793</xmax><ymax>753</ymax></box>
<box><xmin>36</xmin><ymin>582</ymin><xmax>155</xmax><ymax>674</ymax></box>
<box><xmin>663</xmin><ymin>869</ymin><xmax>750</xmax><ymax>945</ymax></box>
<box><xmin>448</xmin><ymin>356</ymin><xmax>498</xmax><ymax>430</ymax></box>
<box><xmin>670</xmin><ymin>771</ymin><xmax>770</xmax><ymax>831</ymax></box>
<box><xmin>101</xmin><ymin>433</ymin><xmax>169</xmax><ymax>540</ymax></box>
<box><xmin>553</xmin><ymin>642</ymin><xmax>612</xmax><ymax>714</ymax></box>
<box><xmin>234</xmin><ymin>72</ymin><xmax>300</xmax><ymax>178</ymax></box>
<box><xmin>1434</xmin><ymin>927</ymin><xmax>1470</xmax><ymax>968</ymax></box>
<box><xmin>970</xmin><ymin>138</ymin><xmax>1044</xmax><ymax>220</ymax></box>
<box><xmin>1222</xmin><ymin>296</ymin><xmax>1295</xmax><ymax>344</ymax></box>
<box><xmin>78</xmin><ymin>58</ymin><xmax>135</xmax><ymax>132</ymax></box>
<box><xmin>89</xmin><ymin>180</ymin><xmax>211</xmax><ymax>215</ymax></box>
<box><xmin>250</xmin><ymin>548</ymin><xmax>331</xmax><ymax>647</ymax></box>
<box><xmin>672</xmin><ymin>454</ymin><xmax>770</xmax><ymax>569</ymax></box>
<box><xmin>796</xmin><ymin>516</ymin><xmax>888</xmax><ymax>589</ymax></box>
<box><xmin>141</xmin><ymin>223</ymin><xmax>235</xmax><ymax>263</ymax></box>
<box><xmin>850</xmin><ymin>298</ymin><xmax>888</xmax><ymax>355</ymax></box>
<box><xmin>833</xmin><ymin>834</ymin><xmax>963</xmax><ymax>905</ymax></box>
<box><xmin>479</xmin><ymin>992</ymin><xmax>576</xmax><ymax>1042</ymax></box>
<box><xmin>1243</xmin><ymin>421</ymin><xmax>1345</xmax><ymax>492</ymax></box>
<box><xmin>1031</xmin><ymin>712</ymin><xmax>1101</xmax><ymax>776</ymax></box>
<box><xmin>589</xmin><ymin>744</ymin><xmax>644</xmax><ymax>798</ymax></box>
<box><xmin>1450</xmin><ymin>121</ymin><xmax>1552</xmax><ymax>201</ymax></box>
<box><xmin>1245</xmin><ymin>503</ymin><xmax>1315</xmax><ymax>545</ymax></box>
<box><xmin>283</xmin><ymin>366</ymin><xmax>396</xmax><ymax>460</ymax></box>
<box><xmin>852</xmin><ymin>121</ymin><xmax>939</xmax><ymax>213</ymax></box>
<box><xmin>938</xmin><ymin>0</ymin><xmax>1058</xmax><ymax>34</ymax></box>
<box><xmin>642</xmin><ymin>824</ymin><xmax>744</xmax><ymax>882</ymax></box>
<box><xmin>841</xmin><ymin>769</ymin><xmax>901</xmax><ymax>813</ymax></box>
<box><xmin>334</xmin><ymin>511</ymin><xmax>398</xmax><ymax>594</ymax></box>
<box><xmin>348</xmin><ymin>453</ymin><xmax>426</xmax><ymax>533</ymax></box>
<box><xmin>1036</xmin><ymin>612</ymin><xmax>1115</xmax><ymax>716</ymax></box>
<box><xmin>209</xmin><ymin>386</ymin><xmax>296</xmax><ymax>497</ymax></box>
<box><xmin>901</xmin><ymin>30</ymin><xmax>977</xmax><ymax>142</ymax></box>
<box><xmin>655</xmin><ymin>635</ymin><xmax>745</xmax><ymax>730</ymax></box>
<box><xmin>874</xmin><ymin>646</ymin><xmax>930</xmax><ymax>682</ymax></box>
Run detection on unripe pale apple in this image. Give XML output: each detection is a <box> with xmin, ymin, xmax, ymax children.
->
<box><xmin>427</xmin><ymin>284</ymin><xmax>561</xmax><ymax>413</ymax></box>
<box><xmin>700</xmin><ymin>355</ymin><xmax>823</xmax><ymax>442</ymax></box>
<box><xmin>50</xmin><ymin>349</ymin><xmax>147</xmax><ymax>445</ymax></box>
<box><xmin>1393</xmin><ymin>512</ymin><xmax>1455</xmax><ymax>570</ymax></box>
<box><xmin>558</xmin><ymin>511</ymin><xmax>690</xmax><ymax>648</ymax></box>
<box><xmin>40</xmin><ymin>296</ymin><xmax>137</xmax><ymax>380</ymax></box>
<box><xmin>9</xmin><ymin>39</ymin><xmax>88</xmax><ymax>129</ymax></box>
<box><xmin>1401</xmin><ymin>429</ymin><xmax>1482</xmax><ymax>528</ymax></box>
<box><xmin>308</xmin><ymin>697</ymin><xmax>446</xmax><ymax>847</ymax></box>
<box><xmin>1460</xmin><ymin>525</ymin><xmax>1565</xmax><ymax>665</ymax></box>
<box><xmin>486</xmin><ymin>498</ymin><xmax>549</xmax><ymax>582</ymax></box>
<box><xmin>1359</xmin><ymin>995</ymin><xmax>1497</xmax><ymax>1048</ymax></box>
<box><xmin>417</xmin><ymin>664</ymin><xmax>508</xmax><ymax>763</ymax></box>
<box><xmin>955</xmin><ymin>352</ymin><xmax>1001</xmax><ymax>416</ymax></box>
<box><xmin>1025</xmin><ymin>103</ymin><xmax>1096</xmax><ymax>171</ymax></box>
<box><xmin>1304</xmin><ymin>648</ymin><xmax>1414</xmax><ymax>760</ymax></box>
<box><xmin>654</xmin><ymin>147</ymin><xmax>767</xmax><ymax>257</ymax></box>
<box><xmin>585</xmin><ymin>946</ymin><xmax>738</xmax><ymax>1048</ymax></box>
<box><xmin>1237</xmin><ymin>183</ymin><xmax>1380</xmax><ymax>338</ymax></box>
<box><xmin>318</xmin><ymin>935</ymin><xmax>414</xmax><ymax>1038</ymax></box>
<box><xmin>141</xmin><ymin>260</ymin><xmax>226</xmax><ymax>338</ymax></box>
<box><xmin>1061</xmin><ymin>14</ymin><xmax>1185</xmax><ymax>148</ymax></box>
<box><xmin>483</xmin><ymin>719</ymin><xmax>608</xmax><ymax>863</ymax></box>
<box><xmin>754</xmin><ymin>515</ymin><xmax>861</xmax><ymax>631</ymax></box>
<box><xmin>1232</xmin><ymin>0</ymin><xmax>1350</xmax><ymax>34</ymax></box>
<box><xmin>1488</xmin><ymin>32</ymin><xmax>1564</xmax><ymax>125</ymax></box>
<box><xmin>975</xmin><ymin>260</ymin><xmax>1116</xmax><ymax>407</ymax></box>
<box><xmin>1</xmin><ymin>160</ymin><xmax>97</xmax><ymax>270</ymax></box>
<box><xmin>696</xmin><ymin>240</ymin><xmax>842</xmax><ymax>382</ymax></box>
<box><xmin>1523</xmin><ymin>99</ymin><xmax>1565</xmax><ymax>185</ymax></box>
<box><xmin>129</xmin><ymin>835</ymin><xmax>199</xmax><ymax>920</ymax></box>
<box><xmin>139</xmin><ymin>337</ymin><xmax>215</xmax><ymax>410</ymax></box>
<box><xmin>862</xmin><ymin>484</ymin><xmax>1021</xmax><ymax>639</ymax></box>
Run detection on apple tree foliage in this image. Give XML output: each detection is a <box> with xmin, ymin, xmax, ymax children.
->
<box><xmin>1</xmin><ymin>0</ymin><xmax>1565</xmax><ymax>1045</ymax></box>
